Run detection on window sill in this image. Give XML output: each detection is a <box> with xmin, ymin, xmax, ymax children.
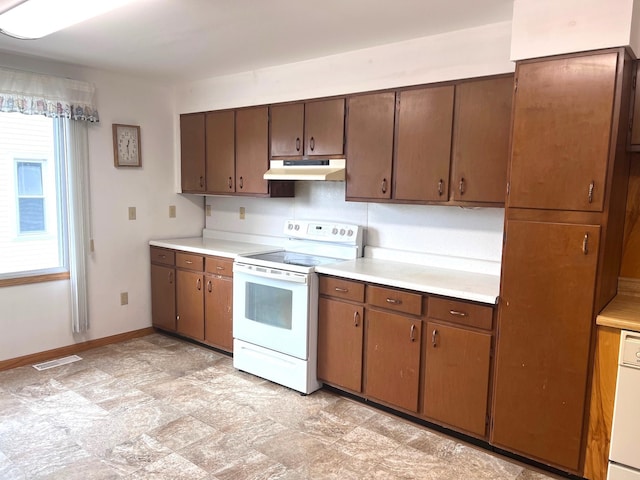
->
<box><xmin>0</xmin><ymin>271</ymin><xmax>70</xmax><ymax>288</ymax></box>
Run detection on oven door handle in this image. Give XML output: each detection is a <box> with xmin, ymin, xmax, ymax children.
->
<box><xmin>233</xmin><ymin>263</ymin><xmax>308</xmax><ymax>284</ymax></box>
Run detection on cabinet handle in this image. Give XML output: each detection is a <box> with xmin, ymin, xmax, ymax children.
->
<box><xmin>438</xmin><ymin>179</ymin><xmax>444</xmax><ymax>196</ymax></box>
<box><xmin>207</xmin><ymin>280</ymin><xmax>212</xmax><ymax>293</ymax></box>
<box><xmin>216</xmin><ymin>266</ymin><xmax>225</xmax><ymax>271</ymax></box>
<box><xmin>160</xmin><ymin>254</ymin><xmax>166</xmax><ymax>259</ymax></box>
<box><xmin>168</xmin><ymin>271</ymin><xmax>173</xmax><ymax>284</ymax></box>
<box><xmin>449</xmin><ymin>310</ymin><xmax>468</xmax><ymax>317</ymax></box>
<box><xmin>386</xmin><ymin>298</ymin><xmax>402</xmax><ymax>305</ymax></box>
<box><xmin>196</xmin><ymin>278</ymin><xmax>202</xmax><ymax>291</ymax></box>
<box><xmin>228</xmin><ymin>177</ymin><xmax>232</xmax><ymax>189</ymax></box>
<box><xmin>334</xmin><ymin>287</ymin><xmax>349</xmax><ymax>293</ymax></box>
<box><xmin>588</xmin><ymin>181</ymin><xmax>595</xmax><ymax>204</ymax></box>
<box><xmin>309</xmin><ymin>136</ymin><xmax>315</xmax><ymax>151</ymax></box>
<box><xmin>410</xmin><ymin>324</ymin><xmax>416</xmax><ymax>342</ymax></box>
<box><xmin>381</xmin><ymin>178</ymin><xmax>387</xmax><ymax>194</ymax></box>
<box><xmin>184</xmin><ymin>260</ymin><xmax>193</xmax><ymax>265</ymax></box>
<box><xmin>583</xmin><ymin>233</ymin><xmax>589</xmax><ymax>255</ymax></box>
<box><xmin>353</xmin><ymin>310</ymin><xmax>360</xmax><ymax>327</ymax></box>
<box><xmin>432</xmin><ymin>328</ymin><xmax>438</xmax><ymax>347</ymax></box>
<box><xmin>177</xmin><ymin>314</ymin><xmax>180</xmax><ymax>322</ymax></box>
<box><xmin>459</xmin><ymin>177</ymin><xmax>465</xmax><ymax>195</ymax></box>
<box><xmin>199</xmin><ymin>176</ymin><xmax>204</xmax><ymax>188</ymax></box>
<box><xmin>239</xmin><ymin>176</ymin><xmax>244</xmax><ymax>189</ymax></box>
<box><xmin>296</xmin><ymin>137</ymin><xmax>301</xmax><ymax>152</ymax></box>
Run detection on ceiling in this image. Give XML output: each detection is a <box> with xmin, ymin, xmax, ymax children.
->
<box><xmin>0</xmin><ymin>0</ymin><xmax>514</xmax><ymax>83</ymax></box>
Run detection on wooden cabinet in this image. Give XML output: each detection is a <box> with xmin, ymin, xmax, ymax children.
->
<box><xmin>629</xmin><ymin>62</ymin><xmax>640</xmax><ymax>150</ymax></box>
<box><xmin>365</xmin><ymin>308</ymin><xmax>422</xmax><ymax>412</ymax></box>
<box><xmin>394</xmin><ymin>86</ymin><xmax>454</xmax><ymax>202</ymax></box>
<box><xmin>175</xmin><ymin>252</ymin><xmax>205</xmax><ymax>341</ymax></box>
<box><xmin>423</xmin><ymin>298</ymin><xmax>493</xmax><ymax>438</ymax></box>
<box><xmin>450</xmin><ymin>75</ymin><xmax>513</xmax><ymax>203</ymax></box>
<box><xmin>317</xmin><ymin>277</ymin><xmax>365</xmax><ymax>392</ymax></box>
<box><xmin>345</xmin><ymin>92</ymin><xmax>396</xmax><ymax>200</ymax></box>
<box><xmin>150</xmin><ymin>247</ymin><xmax>176</xmax><ymax>332</ymax></box>
<box><xmin>235</xmin><ymin>106</ymin><xmax>270</xmax><ymax>195</ymax></box>
<box><xmin>205</xmin><ymin>110</ymin><xmax>235</xmax><ymax>194</ymax></box>
<box><xmin>508</xmin><ymin>52</ymin><xmax>618</xmax><ymax>212</ymax></box>
<box><xmin>180</xmin><ymin>113</ymin><xmax>205</xmax><ymax>193</ymax></box>
<box><xmin>204</xmin><ymin>256</ymin><xmax>234</xmax><ymax>352</ymax></box>
<box><xmin>270</xmin><ymin>99</ymin><xmax>345</xmax><ymax>158</ymax></box>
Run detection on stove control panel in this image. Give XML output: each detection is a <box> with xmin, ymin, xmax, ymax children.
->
<box><xmin>284</xmin><ymin>220</ymin><xmax>362</xmax><ymax>245</ymax></box>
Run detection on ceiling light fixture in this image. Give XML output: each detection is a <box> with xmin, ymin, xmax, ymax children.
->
<box><xmin>0</xmin><ymin>0</ymin><xmax>134</xmax><ymax>40</ymax></box>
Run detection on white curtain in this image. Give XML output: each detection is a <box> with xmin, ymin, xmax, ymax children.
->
<box><xmin>60</xmin><ymin>119</ymin><xmax>93</xmax><ymax>333</ymax></box>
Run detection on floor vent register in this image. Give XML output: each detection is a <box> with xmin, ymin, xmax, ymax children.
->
<box><xmin>32</xmin><ymin>355</ymin><xmax>83</xmax><ymax>371</ymax></box>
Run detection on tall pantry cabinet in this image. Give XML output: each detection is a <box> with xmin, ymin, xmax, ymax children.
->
<box><xmin>491</xmin><ymin>49</ymin><xmax>634</xmax><ymax>474</ymax></box>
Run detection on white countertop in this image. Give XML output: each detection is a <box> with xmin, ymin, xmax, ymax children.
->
<box><xmin>149</xmin><ymin>236</ymin><xmax>281</xmax><ymax>258</ymax></box>
<box><xmin>315</xmin><ymin>257</ymin><xmax>500</xmax><ymax>305</ymax></box>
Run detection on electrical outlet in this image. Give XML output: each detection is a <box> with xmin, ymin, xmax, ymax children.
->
<box><xmin>128</xmin><ymin>207</ymin><xmax>136</xmax><ymax>220</ymax></box>
<box><xmin>239</xmin><ymin>207</ymin><xmax>245</xmax><ymax>220</ymax></box>
<box><xmin>169</xmin><ymin>205</ymin><xmax>176</xmax><ymax>218</ymax></box>
<box><xmin>120</xmin><ymin>292</ymin><xmax>128</xmax><ymax>305</ymax></box>
<box><xmin>205</xmin><ymin>205</ymin><xmax>212</xmax><ymax>217</ymax></box>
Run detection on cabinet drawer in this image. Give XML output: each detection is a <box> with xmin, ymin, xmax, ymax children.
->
<box><xmin>150</xmin><ymin>247</ymin><xmax>175</xmax><ymax>266</ymax></box>
<box><xmin>367</xmin><ymin>285</ymin><xmax>422</xmax><ymax>316</ymax></box>
<box><xmin>176</xmin><ymin>252</ymin><xmax>204</xmax><ymax>271</ymax></box>
<box><xmin>319</xmin><ymin>276</ymin><xmax>365</xmax><ymax>303</ymax></box>
<box><xmin>428</xmin><ymin>297</ymin><xmax>493</xmax><ymax>330</ymax></box>
<box><xmin>205</xmin><ymin>256</ymin><xmax>233</xmax><ymax>277</ymax></box>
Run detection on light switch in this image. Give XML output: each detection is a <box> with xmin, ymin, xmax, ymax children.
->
<box><xmin>239</xmin><ymin>207</ymin><xmax>245</xmax><ymax>220</ymax></box>
<box><xmin>205</xmin><ymin>205</ymin><xmax>212</xmax><ymax>217</ymax></box>
<box><xmin>169</xmin><ymin>205</ymin><xmax>176</xmax><ymax>218</ymax></box>
<box><xmin>128</xmin><ymin>207</ymin><xmax>136</xmax><ymax>220</ymax></box>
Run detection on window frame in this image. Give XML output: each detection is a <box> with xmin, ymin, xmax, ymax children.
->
<box><xmin>15</xmin><ymin>159</ymin><xmax>47</xmax><ymax>235</ymax></box>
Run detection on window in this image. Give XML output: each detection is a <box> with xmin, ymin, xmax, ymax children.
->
<box><xmin>0</xmin><ymin>112</ymin><xmax>67</xmax><ymax>278</ymax></box>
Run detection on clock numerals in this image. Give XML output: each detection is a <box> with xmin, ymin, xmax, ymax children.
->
<box><xmin>113</xmin><ymin>124</ymin><xmax>141</xmax><ymax>167</ymax></box>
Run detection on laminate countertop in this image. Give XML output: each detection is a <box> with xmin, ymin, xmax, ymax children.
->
<box><xmin>149</xmin><ymin>237</ymin><xmax>281</xmax><ymax>258</ymax></box>
<box><xmin>315</xmin><ymin>257</ymin><xmax>500</xmax><ymax>305</ymax></box>
<box><xmin>596</xmin><ymin>294</ymin><xmax>640</xmax><ymax>332</ymax></box>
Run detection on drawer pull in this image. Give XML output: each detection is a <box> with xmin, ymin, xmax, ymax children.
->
<box><xmin>582</xmin><ymin>233</ymin><xmax>589</xmax><ymax>255</ymax></box>
<box><xmin>216</xmin><ymin>266</ymin><xmax>225</xmax><ymax>271</ymax></box>
<box><xmin>432</xmin><ymin>328</ymin><xmax>438</xmax><ymax>347</ymax></box>
<box><xmin>449</xmin><ymin>310</ymin><xmax>468</xmax><ymax>317</ymax></box>
<box><xmin>196</xmin><ymin>278</ymin><xmax>202</xmax><ymax>291</ymax></box>
<box><xmin>410</xmin><ymin>324</ymin><xmax>416</xmax><ymax>342</ymax></box>
<box><xmin>386</xmin><ymin>298</ymin><xmax>402</xmax><ymax>305</ymax></box>
<box><xmin>185</xmin><ymin>260</ymin><xmax>193</xmax><ymax>265</ymax></box>
<box><xmin>160</xmin><ymin>254</ymin><xmax>166</xmax><ymax>259</ymax></box>
<box><xmin>353</xmin><ymin>311</ymin><xmax>360</xmax><ymax>327</ymax></box>
<box><xmin>334</xmin><ymin>287</ymin><xmax>349</xmax><ymax>293</ymax></box>
<box><xmin>207</xmin><ymin>280</ymin><xmax>212</xmax><ymax>293</ymax></box>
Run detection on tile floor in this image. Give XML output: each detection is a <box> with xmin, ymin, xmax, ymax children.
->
<box><xmin>0</xmin><ymin>333</ymin><xmax>562</xmax><ymax>479</ymax></box>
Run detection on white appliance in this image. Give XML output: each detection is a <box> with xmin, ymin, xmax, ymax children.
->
<box><xmin>608</xmin><ymin>330</ymin><xmax>640</xmax><ymax>479</ymax></box>
<box><xmin>233</xmin><ymin>219</ymin><xmax>363</xmax><ymax>394</ymax></box>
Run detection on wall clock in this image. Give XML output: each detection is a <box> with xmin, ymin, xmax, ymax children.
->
<box><xmin>112</xmin><ymin>124</ymin><xmax>141</xmax><ymax>167</ymax></box>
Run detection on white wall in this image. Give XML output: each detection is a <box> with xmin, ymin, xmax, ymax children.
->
<box><xmin>0</xmin><ymin>53</ymin><xmax>204</xmax><ymax>361</ymax></box>
<box><xmin>510</xmin><ymin>0</ymin><xmax>637</xmax><ymax>60</ymax></box>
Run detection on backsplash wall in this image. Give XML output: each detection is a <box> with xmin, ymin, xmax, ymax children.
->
<box><xmin>205</xmin><ymin>181</ymin><xmax>505</xmax><ymax>263</ymax></box>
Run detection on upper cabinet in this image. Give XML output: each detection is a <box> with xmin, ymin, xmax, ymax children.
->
<box><xmin>270</xmin><ymin>98</ymin><xmax>345</xmax><ymax>158</ymax></box>
<box><xmin>205</xmin><ymin>110</ymin><xmax>235</xmax><ymax>194</ymax></box>
<box><xmin>235</xmin><ymin>106</ymin><xmax>270</xmax><ymax>195</ymax></box>
<box><xmin>180</xmin><ymin>113</ymin><xmax>206</xmax><ymax>193</ymax></box>
<box><xmin>508</xmin><ymin>52</ymin><xmax>618</xmax><ymax>212</ymax></box>
<box><xmin>346</xmin><ymin>74</ymin><xmax>513</xmax><ymax>205</ymax></box>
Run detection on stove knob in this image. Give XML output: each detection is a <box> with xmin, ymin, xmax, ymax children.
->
<box><xmin>340</xmin><ymin>228</ymin><xmax>346</xmax><ymax>236</ymax></box>
<box><xmin>288</xmin><ymin>223</ymin><xmax>293</xmax><ymax>230</ymax></box>
<box><xmin>332</xmin><ymin>227</ymin><xmax>338</xmax><ymax>235</ymax></box>
<box><xmin>294</xmin><ymin>224</ymin><xmax>300</xmax><ymax>231</ymax></box>
<box><xmin>347</xmin><ymin>229</ymin><xmax>353</xmax><ymax>237</ymax></box>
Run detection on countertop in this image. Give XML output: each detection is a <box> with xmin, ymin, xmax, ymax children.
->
<box><xmin>149</xmin><ymin>237</ymin><xmax>281</xmax><ymax>258</ymax></box>
<box><xmin>596</xmin><ymin>294</ymin><xmax>640</xmax><ymax>332</ymax></box>
<box><xmin>315</xmin><ymin>257</ymin><xmax>500</xmax><ymax>305</ymax></box>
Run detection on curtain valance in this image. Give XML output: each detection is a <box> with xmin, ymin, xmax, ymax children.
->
<box><xmin>0</xmin><ymin>67</ymin><xmax>99</xmax><ymax>122</ymax></box>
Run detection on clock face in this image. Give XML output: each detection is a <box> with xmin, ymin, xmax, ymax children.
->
<box><xmin>114</xmin><ymin>125</ymin><xmax>141</xmax><ymax>167</ymax></box>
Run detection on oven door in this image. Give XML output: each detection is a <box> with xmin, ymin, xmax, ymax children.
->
<box><xmin>233</xmin><ymin>262</ymin><xmax>311</xmax><ymax>360</ymax></box>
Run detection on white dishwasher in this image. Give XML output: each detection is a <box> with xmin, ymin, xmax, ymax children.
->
<box><xmin>608</xmin><ymin>330</ymin><xmax>640</xmax><ymax>479</ymax></box>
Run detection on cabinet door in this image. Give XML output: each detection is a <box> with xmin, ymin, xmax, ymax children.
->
<box><xmin>151</xmin><ymin>264</ymin><xmax>176</xmax><ymax>331</ymax></box>
<box><xmin>395</xmin><ymin>86</ymin><xmax>454</xmax><ymax>202</ymax></box>
<box><xmin>492</xmin><ymin>220</ymin><xmax>601</xmax><ymax>471</ymax></box>
<box><xmin>176</xmin><ymin>270</ymin><xmax>205</xmax><ymax>341</ymax></box>
<box><xmin>304</xmin><ymin>98</ymin><xmax>345</xmax><ymax>156</ymax></box>
<box><xmin>317</xmin><ymin>297</ymin><xmax>364</xmax><ymax>392</ymax></box>
<box><xmin>206</xmin><ymin>110</ymin><xmax>235</xmax><ymax>194</ymax></box>
<box><xmin>508</xmin><ymin>52</ymin><xmax>618</xmax><ymax>211</ymax></box>
<box><xmin>236</xmin><ymin>106</ymin><xmax>269</xmax><ymax>195</ymax></box>
<box><xmin>270</xmin><ymin>103</ymin><xmax>304</xmax><ymax>157</ymax></box>
<box><xmin>451</xmin><ymin>76</ymin><xmax>513</xmax><ymax>203</ymax></box>
<box><xmin>346</xmin><ymin>92</ymin><xmax>395</xmax><ymax>200</ymax></box>
<box><xmin>204</xmin><ymin>274</ymin><xmax>233</xmax><ymax>351</ymax></box>
<box><xmin>423</xmin><ymin>322</ymin><xmax>491</xmax><ymax>437</ymax></box>
<box><xmin>180</xmin><ymin>113</ymin><xmax>206</xmax><ymax>192</ymax></box>
<box><xmin>365</xmin><ymin>309</ymin><xmax>421</xmax><ymax>412</ymax></box>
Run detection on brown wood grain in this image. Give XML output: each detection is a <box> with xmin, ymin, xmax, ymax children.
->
<box><xmin>620</xmin><ymin>156</ymin><xmax>640</xmax><ymax>278</ymax></box>
<box><xmin>179</xmin><ymin>113</ymin><xmax>206</xmax><ymax>192</ymax></box>
<box><xmin>206</xmin><ymin>110</ymin><xmax>236</xmax><ymax>193</ymax></box>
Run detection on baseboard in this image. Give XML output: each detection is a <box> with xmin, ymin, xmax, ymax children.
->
<box><xmin>0</xmin><ymin>327</ymin><xmax>155</xmax><ymax>372</ymax></box>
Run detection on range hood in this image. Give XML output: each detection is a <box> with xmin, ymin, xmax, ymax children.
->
<box><xmin>263</xmin><ymin>159</ymin><xmax>346</xmax><ymax>181</ymax></box>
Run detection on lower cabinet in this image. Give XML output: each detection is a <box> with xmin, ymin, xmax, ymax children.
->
<box><xmin>176</xmin><ymin>267</ymin><xmax>205</xmax><ymax>341</ymax></box>
<box><xmin>150</xmin><ymin>247</ymin><xmax>176</xmax><ymax>331</ymax></box>
<box><xmin>204</xmin><ymin>256</ymin><xmax>234</xmax><ymax>352</ymax></box>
